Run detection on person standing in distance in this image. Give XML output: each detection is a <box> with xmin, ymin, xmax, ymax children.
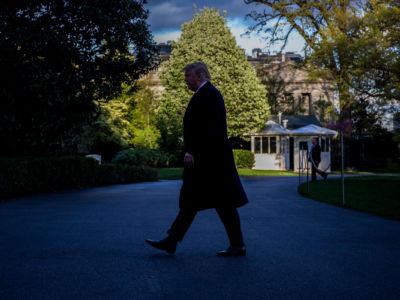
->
<box><xmin>146</xmin><ymin>62</ymin><xmax>248</xmax><ymax>256</ymax></box>
<box><xmin>309</xmin><ymin>137</ymin><xmax>328</xmax><ymax>181</ymax></box>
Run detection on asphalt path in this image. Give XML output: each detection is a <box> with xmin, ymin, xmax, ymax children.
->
<box><xmin>1</xmin><ymin>176</ymin><xmax>399</xmax><ymax>299</ymax></box>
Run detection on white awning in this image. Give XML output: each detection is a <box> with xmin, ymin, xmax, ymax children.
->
<box><xmin>248</xmin><ymin>120</ymin><xmax>291</xmax><ymax>136</ymax></box>
<box><xmin>291</xmin><ymin>124</ymin><xmax>337</xmax><ymax>136</ymax></box>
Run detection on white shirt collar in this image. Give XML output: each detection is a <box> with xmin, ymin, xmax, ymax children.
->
<box><xmin>195</xmin><ymin>80</ymin><xmax>208</xmax><ymax>93</ymax></box>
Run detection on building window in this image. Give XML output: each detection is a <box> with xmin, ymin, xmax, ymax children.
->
<box><xmin>270</xmin><ymin>137</ymin><xmax>277</xmax><ymax>153</ymax></box>
<box><xmin>301</xmin><ymin>93</ymin><xmax>312</xmax><ymax>115</ymax></box>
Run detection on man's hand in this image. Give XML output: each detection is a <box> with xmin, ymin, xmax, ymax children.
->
<box><xmin>184</xmin><ymin>152</ymin><xmax>195</xmax><ymax>168</ymax></box>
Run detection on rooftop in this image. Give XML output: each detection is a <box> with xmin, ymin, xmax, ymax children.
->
<box><xmin>270</xmin><ymin>115</ymin><xmax>321</xmax><ymax>130</ymax></box>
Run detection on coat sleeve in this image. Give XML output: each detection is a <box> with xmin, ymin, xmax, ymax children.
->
<box><xmin>183</xmin><ymin>105</ymin><xmax>197</xmax><ymax>155</ymax></box>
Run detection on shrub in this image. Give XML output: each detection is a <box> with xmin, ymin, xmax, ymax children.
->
<box><xmin>0</xmin><ymin>156</ymin><xmax>158</xmax><ymax>200</ymax></box>
<box><xmin>95</xmin><ymin>163</ymin><xmax>157</xmax><ymax>185</ymax></box>
<box><xmin>112</xmin><ymin>148</ymin><xmax>175</xmax><ymax>167</ymax></box>
<box><xmin>233</xmin><ymin>149</ymin><xmax>255</xmax><ymax>169</ymax></box>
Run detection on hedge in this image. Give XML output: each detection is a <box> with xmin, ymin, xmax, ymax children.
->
<box><xmin>112</xmin><ymin>148</ymin><xmax>176</xmax><ymax>168</ymax></box>
<box><xmin>233</xmin><ymin>149</ymin><xmax>255</xmax><ymax>169</ymax></box>
<box><xmin>0</xmin><ymin>156</ymin><xmax>158</xmax><ymax>200</ymax></box>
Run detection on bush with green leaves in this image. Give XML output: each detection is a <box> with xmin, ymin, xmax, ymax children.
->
<box><xmin>112</xmin><ymin>148</ymin><xmax>175</xmax><ymax>168</ymax></box>
<box><xmin>233</xmin><ymin>149</ymin><xmax>255</xmax><ymax>169</ymax></box>
<box><xmin>157</xmin><ymin>7</ymin><xmax>269</xmax><ymax>154</ymax></box>
<box><xmin>0</xmin><ymin>157</ymin><xmax>158</xmax><ymax>200</ymax></box>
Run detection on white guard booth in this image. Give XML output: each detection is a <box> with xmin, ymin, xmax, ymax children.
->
<box><xmin>249</xmin><ymin>121</ymin><xmax>291</xmax><ymax>170</ymax></box>
<box><xmin>290</xmin><ymin>125</ymin><xmax>337</xmax><ymax>172</ymax></box>
<box><xmin>248</xmin><ymin>122</ymin><xmax>337</xmax><ymax>171</ymax></box>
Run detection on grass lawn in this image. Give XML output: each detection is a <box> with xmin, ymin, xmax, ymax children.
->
<box><xmin>157</xmin><ymin>168</ymin><xmax>297</xmax><ymax>180</ymax></box>
<box><xmin>157</xmin><ymin>168</ymin><xmax>377</xmax><ymax>180</ymax></box>
<box><xmin>330</xmin><ymin>170</ymin><xmax>374</xmax><ymax>175</ymax></box>
<box><xmin>298</xmin><ymin>175</ymin><xmax>400</xmax><ymax>220</ymax></box>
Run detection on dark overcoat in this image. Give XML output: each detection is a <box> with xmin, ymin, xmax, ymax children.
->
<box><xmin>311</xmin><ymin>144</ymin><xmax>322</xmax><ymax>164</ymax></box>
<box><xmin>179</xmin><ymin>81</ymin><xmax>249</xmax><ymax>211</ymax></box>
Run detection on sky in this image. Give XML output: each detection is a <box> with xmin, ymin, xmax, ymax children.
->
<box><xmin>144</xmin><ymin>0</ymin><xmax>306</xmax><ymax>56</ymax></box>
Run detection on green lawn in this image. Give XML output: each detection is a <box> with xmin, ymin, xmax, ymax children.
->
<box><xmin>157</xmin><ymin>168</ymin><xmax>376</xmax><ymax>180</ymax></box>
<box><xmin>157</xmin><ymin>168</ymin><xmax>297</xmax><ymax>180</ymax></box>
<box><xmin>330</xmin><ymin>170</ymin><xmax>374</xmax><ymax>175</ymax></box>
<box><xmin>157</xmin><ymin>168</ymin><xmax>184</xmax><ymax>180</ymax></box>
<box><xmin>298</xmin><ymin>175</ymin><xmax>400</xmax><ymax>220</ymax></box>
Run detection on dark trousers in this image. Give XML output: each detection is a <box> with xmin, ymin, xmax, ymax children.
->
<box><xmin>167</xmin><ymin>206</ymin><xmax>244</xmax><ymax>247</ymax></box>
<box><xmin>311</xmin><ymin>161</ymin><xmax>326</xmax><ymax>180</ymax></box>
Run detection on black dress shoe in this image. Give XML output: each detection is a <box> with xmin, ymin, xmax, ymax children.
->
<box><xmin>146</xmin><ymin>238</ymin><xmax>177</xmax><ymax>254</ymax></box>
<box><xmin>217</xmin><ymin>245</ymin><xmax>246</xmax><ymax>257</ymax></box>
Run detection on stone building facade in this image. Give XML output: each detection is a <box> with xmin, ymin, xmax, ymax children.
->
<box><xmin>147</xmin><ymin>45</ymin><xmax>335</xmax><ymax>121</ymax></box>
<box><xmin>261</xmin><ymin>60</ymin><xmax>334</xmax><ymax>116</ymax></box>
<box><xmin>248</xmin><ymin>50</ymin><xmax>335</xmax><ymax>121</ymax></box>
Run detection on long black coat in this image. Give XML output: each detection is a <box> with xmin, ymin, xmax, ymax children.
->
<box><xmin>310</xmin><ymin>144</ymin><xmax>322</xmax><ymax>164</ymax></box>
<box><xmin>179</xmin><ymin>81</ymin><xmax>249</xmax><ymax>211</ymax></box>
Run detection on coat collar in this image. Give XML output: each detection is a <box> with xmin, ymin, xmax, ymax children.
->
<box><xmin>195</xmin><ymin>80</ymin><xmax>209</xmax><ymax>94</ymax></box>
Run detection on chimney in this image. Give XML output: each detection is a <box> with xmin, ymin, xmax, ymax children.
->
<box><xmin>283</xmin><ymin>119</ymin><xmax>288</xmax><ymax>129</ymax></box>
<box><xmin>278</xmin><ymin>112</ymin><xmax>282</xmax><ymax>125</ymax></box>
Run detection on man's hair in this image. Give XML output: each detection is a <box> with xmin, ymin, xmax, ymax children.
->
<box><xmin>182</xmin><ymin>62</ymin><xmax>211</xmax><ymax>80</ymax></box>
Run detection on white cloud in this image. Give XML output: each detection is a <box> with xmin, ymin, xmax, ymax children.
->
<box><xmin>227</xmin><ymin>18</ymin><xmax>305</xmax><ymax>55</ymax></box>
<box><xmin>154</xmin><ymin>31</ymin><xmax>181</xmax><ymax>44</ymax></box>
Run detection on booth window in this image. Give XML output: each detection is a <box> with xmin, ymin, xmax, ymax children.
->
<box><xmin>270</xmin><ymin>137</ymin><xmax>277</xmax><ymax>153</ymax></box>
<box><xmin>255</xmin><ymin>137</ymin><xmax>261</xmax><ymax>153</ymax></box>
<box><xmin>253</xmin><ymin>136</ymin><xmax>279</xmax><ymax>154</ymax></box>
<box><xmin>320</xmin><ymin>137</ymin><xmax>330</xmax><ymax>152</ymax></box>
<box><xmin>262</xmin><ymin>137</ymin><xmax>269</xmax><ymax>154</ymax></box>
<box><xmin>321</xmin><ymin>138</ymin><xmax>326</xmax><ymax>152</ymax></box>
<box><xmin>299</xmin><ymin>141</ymin><xmax>308</xmax><ymax>150</ymax></box>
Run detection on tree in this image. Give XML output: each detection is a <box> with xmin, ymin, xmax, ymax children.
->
<box><xmin>129</xmin><ymin>80</ymin><xmax>161</xmax><ymax>149</ymax></box>
<box><xmin>157</xmin><ymin>7</ymin><xmax>269</xmax><ymax>154</ymax></box>
<box><xmin>313</xmin><ymin>96</ymin><xmax>335</xmax><ymax>124</ymax></box>
<box><xmin>0</xmin><ymin>0</ymin><xmax>156</xmax><ymax>156</ymax></box>
<box><xmin>260</xmin><ymin>72</ymin><xmax>287</xmax><ymax>114</ymax></box>
<box><xmin>76</xmin><ymin>84</ymin><xmax>134</xmax><ymax>161</ymax></box>
<box><xmin>77</xmin><ymin>78</ymin><xmax>162</xmax><ymax>160</ymax></box>
<box><xmin>259</xmin><ymin>71</ymin><xmax>311</xmax><ymax>115</ymax></box>
<box><xmin>351</xmin><ymin>0</ymin><xmax>400</xmax><ymax>103</ymax></box>
<box><xmin>245</xmin><ymin>0</ymin><xmax>399</xmax><ymax>136</ymax></box>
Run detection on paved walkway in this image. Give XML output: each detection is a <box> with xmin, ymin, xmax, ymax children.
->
<box><xmin>1</xmin><ymin>177</ymin><xmax>399</xmax><ymax>299</ymax></box>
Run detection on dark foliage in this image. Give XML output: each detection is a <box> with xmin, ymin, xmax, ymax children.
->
<box><xmin>112</xmin><ymin>148</ymin><xmax>176</xmax><ymax>168</ymax></box>
<box><xmin>229</xmin><ymin>136</ymin><xmax>251</xmax><ymax>150</ymax></box>
<box><xmin>0</xmin><ymin>156</ymin><xmax>158</xmax><ymax>200</ymax></box>
<box><xmin>0</xmin><ymin>0</ymin><xmax>156</xmax><ymax>156</ymax></box>
<box><xmin>232</xmin><ymin>149</ymin><xmax>255</xmax><ymax>169</ymax></box>
<box><xmin>330</xmin><ymin>133</ymin><xmax>399</xmax><ymax>172</ymax></box>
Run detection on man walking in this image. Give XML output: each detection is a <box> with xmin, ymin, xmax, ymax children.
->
<box><xmin>146</xmin><ymin>62</ymin><xmax>248</xmax><ymax>256</ymax></box>
<box><xmin>309</xmin><ymin>137</ymin><xmax>328</xmax><ymax>181</ymax></box>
